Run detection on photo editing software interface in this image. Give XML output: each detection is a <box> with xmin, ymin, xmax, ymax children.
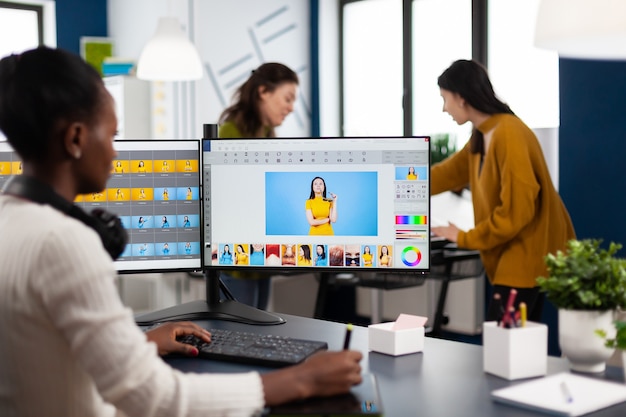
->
<box><xmin>0</xmin><ymin>140</ymin><xmax>202</xmax><ymax>272</ymax></box>
<box><xmin>203</xmin><ymin>137</ymin><xmax>431</xmax><ymax>272</ymax></box>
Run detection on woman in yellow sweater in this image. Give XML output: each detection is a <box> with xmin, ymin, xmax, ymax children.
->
<box><xmin>431</xmin><ymin>59</ymin><xmax>575</xmax><ymax>322</ymax></box>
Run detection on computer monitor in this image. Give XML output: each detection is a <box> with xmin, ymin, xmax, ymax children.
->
<box><xmin>134</xmin><ymin>136</ymin><xmax>432</xmax><ymax>326</ymax></box>
<box><xmin>0</xmin><ymin>141</ymin><xmax>21</xmax><ymax>183</ymax></box>
<box><xmin>0</xmin><ymin>139</ymin><xmax>203</xmax><ymax>273</ymax></box>
<box><xmin>88</xmin><ymin>139</ymin><xmax>202</xmax><ymax>272</ymax></box>
<box><xmin>202</xmin><ymin>136</ymin><xmax>432</xmax><ymax>273</ymax></box>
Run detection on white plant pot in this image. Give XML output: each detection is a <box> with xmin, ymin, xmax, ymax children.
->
<box><xmin>559</xmin><ymin>309</ymin><xmax>616</xmax><ymax>373</ymax></box>
<box><xmin>623</xmin><ymin>351</ymin><xmax>626</xmax><ymax>383</ymax></box>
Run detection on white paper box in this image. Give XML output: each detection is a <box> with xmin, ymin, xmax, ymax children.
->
<box><xmin>483</xmin><ymin>321</ymin><xmax>548</xmax><ymax>380</ymax></box>
<box><xmin>368</xmin><ymin>322</ymin><xmax>424</xmax><ymax>356</ymax></box>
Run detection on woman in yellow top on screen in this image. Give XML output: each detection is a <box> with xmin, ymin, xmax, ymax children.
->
<box><xmin>114</xmin><ymin>160</ymin><xmax>123</xmax><ymax>173</ymax></box>
<box><xmin>379</xmin><ymin>245</ymin><xmax>391</xmax><ymax>267</ymax></box>
<box><xmin>305</xmin><ymin>176</ymin><xmax>337</xmax><ymax>236</ymax></box>
<box><xmin>407</xmin><ymin>166</ymin><xmax>418</xmax><ymax>180</ymax></box>
<box><xmin>235</xmin><ymin>244</ymin><xmax>249</xmax><ymax>265</ymax></box>
<box><xmin>298</xmin><ymin>245</ymin><xmax>312</xmax><ymax>266</ymax></box>
<box><xmin>362</xmin><ymin>245</ymin><xmax>373</xmax><ymax>267</ymax></box>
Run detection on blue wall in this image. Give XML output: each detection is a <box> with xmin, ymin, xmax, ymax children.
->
<box><xmin>55</xmin><ymin>0</ymin><xmax>107</xmax><ymax>54</ymax></box>
<box><xmin>541</xmin><ymin>58</ymin><xmax>626</xmax><ymax>356</ymax></box>
<box><xmin>559</xmin><ymin>58</ymin><xmax>626</xmax><ymax>245</ymax></box>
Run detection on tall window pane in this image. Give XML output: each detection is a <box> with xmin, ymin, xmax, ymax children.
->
<box><xmin>488</xmin><ymin>0</ymin><xmax>559</xmax><ymax>128</ymax></box>
<box><xmin>412</xmin><ymin>0</ymin><xmax>472</xmax><ymax>148</ymax></box>
<box><xmin>343</xmin><ymin>0</ymin><xmax>403</xmax><ymax>136</ymax></box>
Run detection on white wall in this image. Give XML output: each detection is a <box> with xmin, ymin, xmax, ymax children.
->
<box><xmin>107</xmin><ymin>0</ymin><xmax>313</xmax><ymax>139</ymax></box>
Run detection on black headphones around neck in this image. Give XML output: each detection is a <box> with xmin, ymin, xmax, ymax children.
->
<box><xmin>2</xmin><ymin>176</ymin><xmax>128</xmax><ymax>260</ymax></box>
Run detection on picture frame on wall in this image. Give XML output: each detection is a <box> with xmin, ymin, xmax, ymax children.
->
<box><xmin>80</xmin><ymin>36</ymin><xmax>114</xmax><ymax>77</ymax></box>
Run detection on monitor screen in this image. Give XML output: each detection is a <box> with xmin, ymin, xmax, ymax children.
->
<box><xmin>202</xmin><ymin>136</ymin><xmax>431</xmax><ymax>273</ymax></box>
<box><xmin>101</xmin><ymin>140</ymin><xmax>202</xmax><ymax>272</ymax></box>
<box><xmin>0</xmin><ymin>141</ymin><xmax>22</xmax><ymax>179</ymax></box>
<box><xmin>0</xmin><ymin>140</ymin><xmax>203</xmax><ymax>273</ymax></box>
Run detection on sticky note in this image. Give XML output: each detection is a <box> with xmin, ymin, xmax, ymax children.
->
<box><xmin>392</xmin><ymin>313</ymin><xmax>428</xmax><ymax>330</ymax></box>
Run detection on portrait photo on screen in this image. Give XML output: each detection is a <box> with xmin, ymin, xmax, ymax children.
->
<box><xmin>395</xmin><ymin>166</ymin><xmax>428</xmax><ymax>181</ymax></box>
<box><xmin>265</xmin><ymin>171</ymin><xmax>378</xmax><ymax>236</ymax></box>
<box><xmin>313</xmin><ymin>244</ymin><xmax>328</xmax><ymax>267</ymax></box>
<box><xmin>249</xmin><ymin>243</ymin><xmax>265</xmax><ymax>265</ymax></box>
<box><xmin>266</xmin><ymin>244</ymin><xmax>281</xmax><ymax>266</ymax></box>
<box><xmin>361</xmin><ymin>244</ymin><xmax>377</xmax><ymax>267</ymax></box>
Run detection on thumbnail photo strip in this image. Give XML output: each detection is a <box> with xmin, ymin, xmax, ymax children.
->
<box><xmin>211</xmin><ymin>242</ymin><xmax>426</xmax><ymax>268</ymax></box>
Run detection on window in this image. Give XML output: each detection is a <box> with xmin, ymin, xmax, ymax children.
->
<box><xmin>0</xmin><ymin>0</ymin><xmax>46</xmax><ymax>58</ymax></box>
<box><xmin>342</xmin><ymin>0</ymin><xmax>403</xmax><ymax>136</ymax></box>
<box><xmin>340</xmin><ymin>0</ymin><xmax>559</xmax><ymax>147</ymax></box>
<box><xmin>488</xmin><ymin>0</ymin><xmax>559</xmax><ymax>128</ymax></box>
<box><xmin>412</xmin><ymin>0</ymin><xmax>472</xmax><ymax>147</ymax></box>
<box><xmin>0</xmin><ymin>0</ymin><xmax>56</xmax><ymax>141</ymax></box>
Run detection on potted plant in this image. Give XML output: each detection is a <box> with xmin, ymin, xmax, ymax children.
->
<box><xmin>596</xmin><ymin>320</ymin><xmax>626</xmax><ymax>381</ymax></box>
<box><xmin>536</xmin><ymin>239</ymin><xmax>626</xmax><ymax>372</ymax></box>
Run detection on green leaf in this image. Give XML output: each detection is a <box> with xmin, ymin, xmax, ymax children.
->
<box><xmin>536</xmin><ymin>239</ymin><xmax>626</xmax><ymax>310</ymax></box>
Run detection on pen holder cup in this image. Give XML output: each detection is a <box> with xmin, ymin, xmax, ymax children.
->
<box><xmin>483</xmin><ymin>321</ymin><xmax>548</xmax><ymax>380</ymax></box>
<box><xmin>368</xmin><ymin>322</ymin><xmax>424</xmax><ymax>356</ymax></box>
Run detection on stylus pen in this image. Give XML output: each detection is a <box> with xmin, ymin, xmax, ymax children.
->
<box><xmin>343</xmin><ymin>323</ymin><xmax>353</xmax><ymax>350</ymax></box>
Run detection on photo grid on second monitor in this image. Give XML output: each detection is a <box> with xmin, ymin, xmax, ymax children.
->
<box><xmin>77</xmin><ymin>143</ymin><xmax>202</xmax><ymax>270</ymax></box>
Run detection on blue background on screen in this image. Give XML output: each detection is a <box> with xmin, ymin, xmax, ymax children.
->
<box><xmin>265</xmin><ymin>171</ymin><xmax>378</xmax><ymax>236</ymax></box>
<box><xmin>176</xmin><ymin>186</ymin><xmax>199</xmax><ymax>200</ymax></box>
<box><xmin>177</xmin><ymin>241</ymin><xmax>200</xmax><ymax>255</ymax></box>
<box><xmin>178</xmin><ymin>214</ymin><xmax>199</xmax><ymax>228</ymax></box>
<box><xmin>156</xmin><ymin>242</ymin><xmax>178</xmax><ymax>256</ymax></box>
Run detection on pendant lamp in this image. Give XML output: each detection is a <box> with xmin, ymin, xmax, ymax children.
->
<box><xmin>535</xmin><ymin>0</ymin><xmax>626</xmax><ymax>60</ymax></box>
<box><xmin>136</xmin><ymin>17</ymin><xmax>203</xmax><ymax>81</ymax></box>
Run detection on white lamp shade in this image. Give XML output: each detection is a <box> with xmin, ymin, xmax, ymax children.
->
<box><xmin>136</xmin><ymin>17</ymin><xmax>203</xmax><ymax>81</ymax></box>
<box><xmin>535</xmin><ymin>0</ymin><xmax>626</xmax><ymax>60</ymax></box>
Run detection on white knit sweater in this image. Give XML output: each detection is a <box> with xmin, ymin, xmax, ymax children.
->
<box><xmin>0</xmin><ymin>195</ymin><xmax>264</xmax><ymax>417</ymax></box>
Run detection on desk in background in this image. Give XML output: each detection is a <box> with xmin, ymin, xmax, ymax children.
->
<box><xmin>163</xmin><ymin>313</ymin><xmax>626</xmax><ymax>417</ymax></box>
<box><xmin>313</xmin><ymin>243</ymin><xmax>483</xmax><ymax>336</ymax></box>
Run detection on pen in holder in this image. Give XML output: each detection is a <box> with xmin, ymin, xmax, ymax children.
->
<box><xmin>483</xmin><ymin>321</ymin><xmax>548</xmax><ymax>380</ymax></box>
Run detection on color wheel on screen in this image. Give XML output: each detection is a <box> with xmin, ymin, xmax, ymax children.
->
<box><xmin>401</xmin><ymin>246</ymin><xmax>422</xmax><ymax>266</ymax></box>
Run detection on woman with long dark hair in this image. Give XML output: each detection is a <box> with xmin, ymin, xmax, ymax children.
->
<box><xmin>219</xmin><ymin>62</ymin><xmax>298</xmax><ymax>138</ymax></box>
<box><xmin>431</xmin><ymin>59</ymin><xmax>575</xmax><ymax>322</ymax></box>
<box><xmin>217</xmin><ymin>62</ymin><xmax>299</xmax><ymax>309</ymax></box>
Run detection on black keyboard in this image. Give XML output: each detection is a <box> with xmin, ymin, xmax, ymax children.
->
<box><xmin>176</xmin><ymin>328</ymin><xmax>328</xmax><ymax>368</ymax></box>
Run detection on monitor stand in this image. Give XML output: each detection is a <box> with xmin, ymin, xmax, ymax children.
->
<box><xmin>134</xmin><ymin>270</ymin><xmax>285</xmax><ymax>326</ymax></box>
